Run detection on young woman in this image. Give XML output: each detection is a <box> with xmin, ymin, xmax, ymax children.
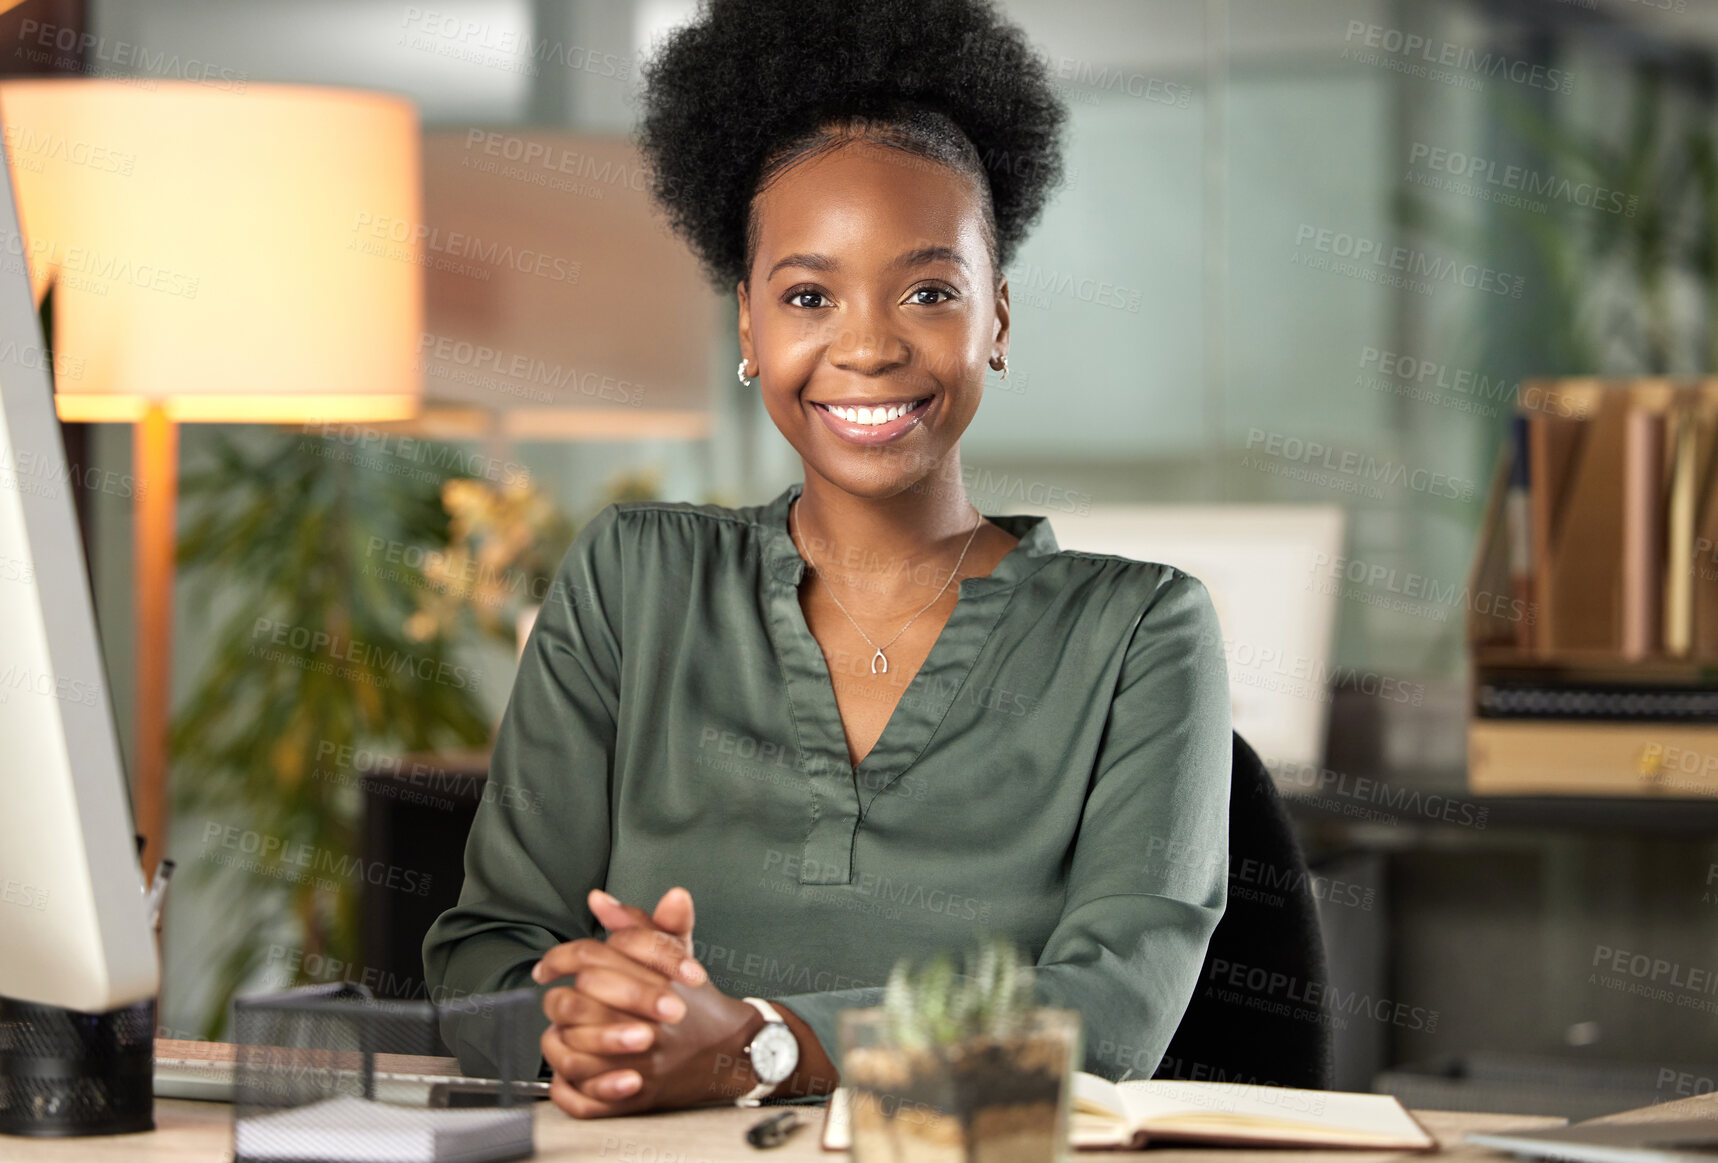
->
<box><xmin>423</xmin><ymin>0</ymin><xmax>1231</xmax><ymax>1119</ymax></box>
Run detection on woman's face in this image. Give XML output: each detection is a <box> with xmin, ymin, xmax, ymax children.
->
<box><xmin>738</xmin><ymin>140</ymin><xmax>1008</xmax><ymax>500</ymax></box>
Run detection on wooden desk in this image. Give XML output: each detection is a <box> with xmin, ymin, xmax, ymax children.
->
<box><xmin>8</xmin><ymin>1073</ymin><xmax>1714</xmax><ymax>1162</ymax></box>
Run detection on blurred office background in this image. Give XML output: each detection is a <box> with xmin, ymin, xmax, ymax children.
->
<box><xmin>9</xmin><ymin>0</ymin><xmax>1717</xmax><ymax>1115</ymax></box>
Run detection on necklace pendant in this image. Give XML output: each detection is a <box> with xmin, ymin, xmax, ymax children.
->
<box><xmin>871</xmin><ymin>648</ymin><xmax>888</xmax><ymax>675</ymax></box>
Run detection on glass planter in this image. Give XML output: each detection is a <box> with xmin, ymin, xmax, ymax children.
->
<box><xmin>838</xmin><ymin>1006</ymin><xmax>1081</xmax><ymax>1163</ymax></box>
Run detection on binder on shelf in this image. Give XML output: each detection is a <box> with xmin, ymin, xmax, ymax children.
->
<box><xmin>1663</xmin><ymin>406</ymin><xmax>1698</xmax><ymax>658</ymax></box>
<box><xmin>1691</xmin><ymin>393</ymin><xmax>1718</xmax><ymax>658</ymax></box>
<box><xmin>1524</xmin><ymin>385</ymin><xmax>1590</xmax><ymax>653</ymax></box>
<box><xmin>1619</xmin><ymin>407</ymin><xmax>1665</xmax><ymax>658</ymax></box>
<box><xmin>1466</xmin><ymin>378</ymin><xmax>1718</xmax><ymax>797</ymax></box>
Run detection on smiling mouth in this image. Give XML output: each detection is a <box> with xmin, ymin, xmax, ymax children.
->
<box><xmin>811</xmin><ymin>397</ymin><xmax>933</xmax><ymax>427</ymax></box>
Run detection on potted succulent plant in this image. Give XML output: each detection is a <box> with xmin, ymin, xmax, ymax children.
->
<box><xmin>839</xmin><ymin>936</ymin><xmax>1081</xmax><ymax>1163</ymax></box>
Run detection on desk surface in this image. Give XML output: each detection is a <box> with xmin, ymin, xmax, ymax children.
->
<box><xmin>9</xmin><ymin>1075</ymin><xmax>1715</xmax><ymax>1162</ymax></box>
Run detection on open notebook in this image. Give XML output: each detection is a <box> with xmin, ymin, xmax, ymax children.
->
<box><xmin>821</xmin><ymin>1072</ymin><xmax>1435</xmax><ymax>1152</ymax></box>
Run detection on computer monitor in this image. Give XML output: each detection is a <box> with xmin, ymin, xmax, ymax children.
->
<box><xmin>0</xmin><ymin>106</ymin><xmax>159</xmax><ymax>1135</ymax></box>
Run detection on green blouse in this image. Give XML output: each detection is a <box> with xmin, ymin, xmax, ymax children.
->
<box><xmin>422</xmin><ymin>481</ymin><xmax>1231</xmax><ymax>1088</ymax></box>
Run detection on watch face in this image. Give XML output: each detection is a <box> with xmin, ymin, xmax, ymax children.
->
<box><xmin>750</xmin><ymin>1022</ymin><xmax>798</xmax><ymax>1085</ymax></box>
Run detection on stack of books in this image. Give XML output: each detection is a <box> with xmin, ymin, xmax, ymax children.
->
<box><xmin>1466</xmin><ymin>378</ymin><xmax>1718</xmax><ymax>796</ymax></box>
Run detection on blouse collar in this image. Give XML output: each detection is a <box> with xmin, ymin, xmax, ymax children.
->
<box><xmin>757</xmin><ymin>481</ymin><xmax>1060</xmax><ymax>593</ymax></box>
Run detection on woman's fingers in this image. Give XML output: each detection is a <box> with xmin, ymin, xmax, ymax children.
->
<box><xmin>577</xmin><ymin>1066</ymin><xmax>644</xmax><ymax>1103</ymax></box>
<box><xmin>538</xmin><ymin>1022</ymin><xmax>647</xmax><ymax>1095</ymax></box>
<box><xmin>649</xmin><ymin>886</ymin><xmax>696</xmax><ymax>944</ymax></box>
<box><xmin>547</xmin><ymin>1064</ymin><xmax>643</xmax><ymax>1118</ymax></box>
<box><xmin>547</xmin><ymin>889</ymin><xmax>701</xmax><ymax>985</ymax></box>
<box><xmin>534</xmin><ymin>928</ymin><xmax>696</xmax><ymax>989</ymax></box>
<box><xmin>586</xmin><ymin>887</ymin><xmax>697</xmax><ymax>949</ymax></box>
<box><xmin>606</xmin><ymin>924</ymin><xmax>707</xmax><ymax>985</ymax></box>
<box><xmin>541</xmin><ymin>986</ymin><xmax>660</xmax><ymax>1052</ymax></box>
<box><xmin>557</xmin><ymin>1018</ymin><xmax>657</xmax><ymax>1055</ymax></box>
<box><xmin>586</xmin><ymin>889</ymin><xmax>661</xmax><ymax>934</ymax></box>
<box><xmin>538</xmin><ymin>1025</ymin><xmax>651</xmax><ymax>1108</ymax></box>
<box><xmin>534</xmin><ymin>944</ymin><xmax>687</xmax><ymax>1023</ymax></box>
<box><xmin>533</xmin><ymin>936</ymin><xmax>682</xmax><ymax>1006</ymax></box>
<box><xmin>531</xmin><ymin>938</ymin><xmax>591</xmax><ymax>984</ymax></box>
<box><xmin>578</xmin><ymin>965</ymin><xmax>688</xmax><ymax>1023</ymax></box>
<box><xmin>542</xmin><ymin>982</ymin><xmax>656</xmax><ymax>1037</ymax></box>
<box><xmin>548</xmin><ymin>1070</ymin><xmax>602</xmax><ymax>1118</ymax></box>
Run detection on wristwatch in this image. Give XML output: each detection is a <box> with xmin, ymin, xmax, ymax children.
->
<box><xmin>735</xmin><ymin>997</ymin><xmax>798</xmax><ymax>1106</ymax></box>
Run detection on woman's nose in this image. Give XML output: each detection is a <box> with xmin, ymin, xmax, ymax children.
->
<box><xmin>824</xmin><ymin>313</ymin><xmax>911</xmax><ymax>376</ymax></box>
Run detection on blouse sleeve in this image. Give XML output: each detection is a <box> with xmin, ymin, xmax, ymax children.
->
<box><xmin>421</xmin><ymin>504</ymin><xmax>626</xmax><ymax>1078</ymax></box>
<box><xmin>772</xmin><ymin>570</ymin><xmax>1231</xmax><ymax>1084</ymax></box>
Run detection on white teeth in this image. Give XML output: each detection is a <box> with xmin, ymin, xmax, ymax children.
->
<box><xmin>826</xmin><ymin>401</ymin><xmax>920</xmax><ymax>426</ymax></box>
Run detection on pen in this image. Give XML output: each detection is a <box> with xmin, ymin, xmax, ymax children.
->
<box><xmin>145</xmin><ymin>859</ymin><xmax>176</xmax><ymax>927</ymax></box>
<box><xmin>746</xmin><ymin>1109</ymin><xmax>801</xmax><ymax>1149</ymax></box>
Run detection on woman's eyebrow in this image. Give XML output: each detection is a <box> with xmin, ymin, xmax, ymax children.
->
<box><xmin>767</xmin><ymin>245</ymin><xmax>968</xmax><ymax>281</ymax></box>
<box><xmin>889</xmin><ymin>244</ymin><xmax>968</xmax><ymax>272</ymax></box>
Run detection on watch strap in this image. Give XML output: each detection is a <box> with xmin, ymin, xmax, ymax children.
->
<box><xmin>735</xmin><ymin>997</ymin><xmax>791</xmax><ymax>1106</ymax></box>
<box><xmin>742</xmin><ymin>997</ymin><xmax>784</xmax><ymax>1025</ymax></box>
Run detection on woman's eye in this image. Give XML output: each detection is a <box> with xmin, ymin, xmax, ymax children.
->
<box><xmin>784</xmin><ymin>287</ymin><xmax>954</xmax><ymax>308</ymax></box>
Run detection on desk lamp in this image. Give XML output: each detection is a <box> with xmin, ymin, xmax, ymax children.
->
<box><xmin>0</xmin><ymin>79</ymin><xmax>424</xmax><ymax>886</ymax></box>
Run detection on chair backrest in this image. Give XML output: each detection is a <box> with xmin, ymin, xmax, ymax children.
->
<box><xmin>1154</xmin><ymin>731</ymin><xmax>1334</xmax><ymax>1090</ymax></box>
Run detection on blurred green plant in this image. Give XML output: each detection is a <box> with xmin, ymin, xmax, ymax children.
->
<box><xmin>168</xmin><ymin>429</ymin><xmax>656</xmax><ymax>1038</ymax></box>
<box><xmin>1399</xmin><ymin>63</ymin><xmax>1718</xmax><ymax>377</ymax></box>
<box><xmin>169</xmin><ymin>428</ymin><xmax>493</xmax><ymax>1037</ymax></box>
<box><xmin>881</xmin><ymin>934</ymin><xmax>1038</xmax><ymax>1050</ymax></box>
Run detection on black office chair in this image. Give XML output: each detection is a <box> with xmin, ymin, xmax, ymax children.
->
<box><xmin>1154</xmin><ymin>731</ymin><xmax>1334</xmax><ymax>1090</ymax></box>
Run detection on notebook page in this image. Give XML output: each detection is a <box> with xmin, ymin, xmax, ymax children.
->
<box><xmin>1069</xmin><ymin>1073</ymin><xmax>1136</xmax><ymax>1149</ymax></box>
<box><xmin>1117</xmin><ymin>1081</ymin><xmax>1431</xmax><ymax>1146</ymax></box>
<box><xmin>1070</xmin><ymin>1071</ymin><xmax>1128</xmax><ymax>1119</ymax></box>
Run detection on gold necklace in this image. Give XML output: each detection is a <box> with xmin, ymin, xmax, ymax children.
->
<box><xmin>791</xmin><ymin>499</ymin><xmax>983</xmax><ymax>675</ymax></box>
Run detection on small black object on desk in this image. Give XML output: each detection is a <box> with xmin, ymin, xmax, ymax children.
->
<box><xmin>746</xmin><ymin>1109</ymin><xmax>801</xmax><ymax>1148</ymax></box>
<box><xmin>0</xmin><ymin>994</ymin><xmax>157</xmax><ymax>1137</ymax></box>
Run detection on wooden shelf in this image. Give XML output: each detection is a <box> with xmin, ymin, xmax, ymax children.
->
<box><xmin>1469</xmin><ymin>648</ymin><xmax>1718</xmax><ymax>682</ymax></box>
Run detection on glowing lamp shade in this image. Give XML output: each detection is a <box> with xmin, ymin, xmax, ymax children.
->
<box><xmin>0</xmin><ymin>80</ymin><xmax>422</xmax><ymax>423</ymax></box>
<box><xmin>0</xmin><ymin>79</ymin><xmax>423</xmax><ymax>882</ymax></box>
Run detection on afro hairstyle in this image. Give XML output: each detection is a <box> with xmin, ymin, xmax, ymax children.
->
<box><xmin>635</xmin><ymin>0</ymin><xmax>1069</xmax><ymax>293</ymax></box>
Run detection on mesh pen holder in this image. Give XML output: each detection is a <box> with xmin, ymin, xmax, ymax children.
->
<box><xmin>231</xmin><ymin>982</ymin><xmax>539</xmax><ymax>1163</ymax></box>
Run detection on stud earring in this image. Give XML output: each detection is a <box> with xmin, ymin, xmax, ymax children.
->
<box><xmin>738</xmin><ymin>359</ymin><xmax>753</xmax><ymax>388</ymax></box>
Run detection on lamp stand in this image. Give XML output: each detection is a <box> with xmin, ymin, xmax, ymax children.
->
<box><xmin>133</xmin><ymin>403</ymin><xmax>176</xmax><ymax>885</ymax></box>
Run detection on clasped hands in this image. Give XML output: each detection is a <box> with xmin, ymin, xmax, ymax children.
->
<box><xmin>530</xmin><ymin>885</ymin><xmax>763</xmax><ymax>1117</ymax></box>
